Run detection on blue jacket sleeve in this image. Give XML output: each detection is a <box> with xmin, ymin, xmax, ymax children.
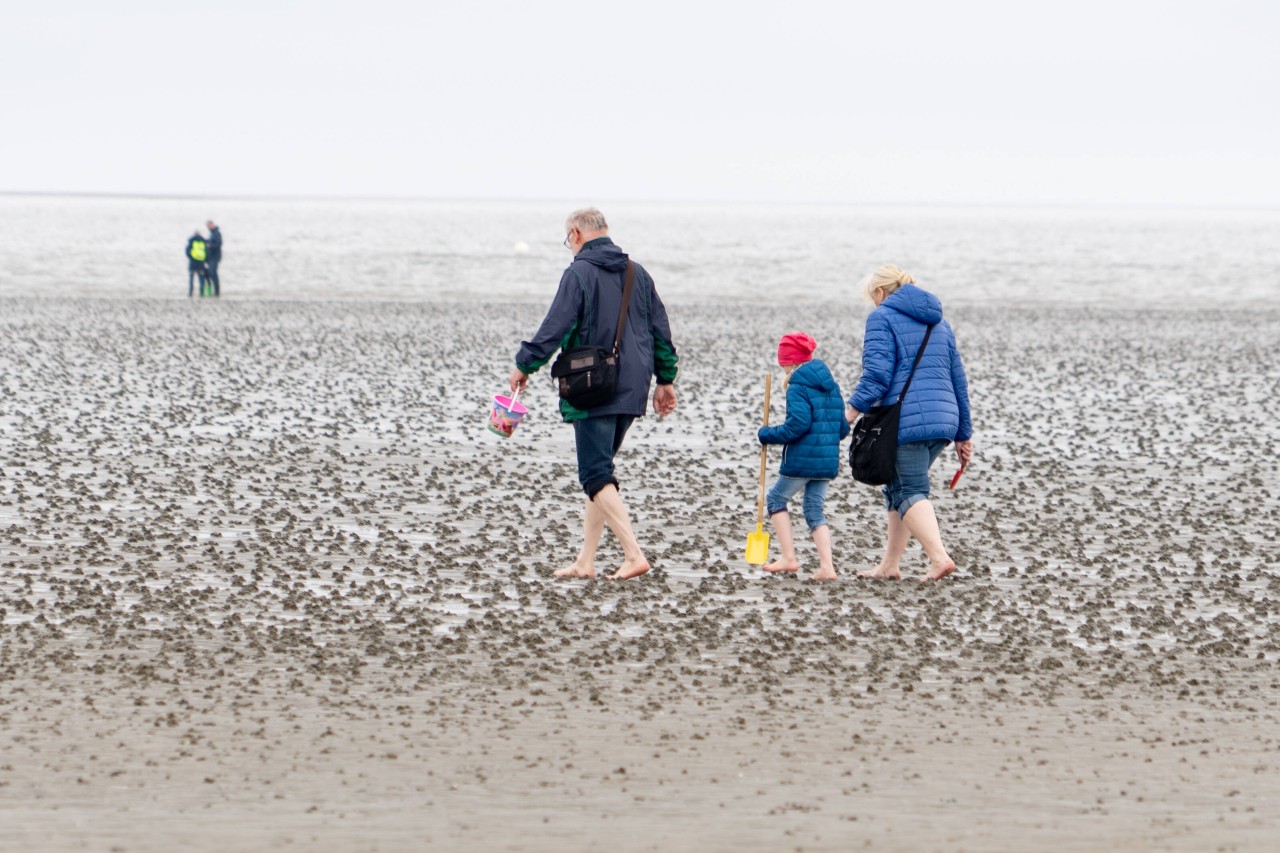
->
<box><xmin>515</xmin><ymin>268</ymin><xmax>582</xmax><ymax>374</ymax></box>
<box><xmin>758</xmin><ymin>383</ymin><xmax>813</xmax><ymax>445</ymax></box>
<box><xmin>950</xmin><ymin>335</ymin><xmax>973</xmax><ymax>441</ymax></box>
<box><xmin>849</xmin><ymin>312</ymin><xmax>895</xmax><ymax>412</ymax></box>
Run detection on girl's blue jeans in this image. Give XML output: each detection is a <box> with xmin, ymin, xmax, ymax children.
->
<box><xmin>766</xmin><ymin>476</ymin><xmax>830</xmax><ymax>532</ymax></box>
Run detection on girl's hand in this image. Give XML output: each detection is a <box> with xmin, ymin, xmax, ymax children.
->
<box><xmin>845</xmin><ymin>405</ymin><xmax>860</xmax><ymax>424</ymax></box>
<box><xmin>955</xmin><ymin>439</ymin><xmax>973</xmax><ymax>467</ymax></box>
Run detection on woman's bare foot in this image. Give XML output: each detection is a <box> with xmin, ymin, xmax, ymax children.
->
<box><xmin>763</xmin><ymin>559</ymin><xmax>800</xmax><ymax>574</ymax></box>
<box><xmin>554</xmin><ymin>562</ymin><xmax>595</xmax><ymax>579</ymax></box>
<box><xmin>809</xmin><ymin>569</ymin><xmax>837</xmax><ymax>582</ymax></box>
<box><xmin>858</xmin><ymin>565</ymin><xmax>901</xmax><ymax>580</ymax></box>
<box><xmin>608</xmin><ymin>556</ymin><xmax>651</xmax><ymax>580</ymax></box>
<box><xmin>920</xmin><ymin>560</ymin><xmax>956</xmax><ymax>581</ymax></box>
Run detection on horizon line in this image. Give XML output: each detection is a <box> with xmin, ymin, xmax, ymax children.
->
<box><xmin>1</xmin><ymin>189</ymin><xmax>1277</xmax><ymax>213</ymax></box>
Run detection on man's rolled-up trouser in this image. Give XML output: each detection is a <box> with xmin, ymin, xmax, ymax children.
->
<box><xmin>573</xmin><ymin>414</ymin><xmax>635</xmax><ymax>499</ymax></box>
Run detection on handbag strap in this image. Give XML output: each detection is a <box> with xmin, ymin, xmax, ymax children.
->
<box><xmin>610</xmin><ymin>261</ymin><xmax>636</xmax><ymax>356</ymax></box>
<box><xmin>896</xmin><ymin>323</ymin><xmax>935</xmax><ymax>404</ymax></box>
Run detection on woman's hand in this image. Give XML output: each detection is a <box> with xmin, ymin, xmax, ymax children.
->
<box><xmin>955</xmin><ymin>439</ymin><xmax>973</xmax><ymax>467</ymax></box>
<box><xmin>845</xmin><ymin>405</ymin><xmax>860</xmax><ymax>424</ymax></box>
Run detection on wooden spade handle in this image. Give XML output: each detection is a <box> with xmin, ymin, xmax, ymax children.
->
<box><xmin>756</xmin><ymin>372</ymin><xmax>772</xmax><ymax>526</ymax></box>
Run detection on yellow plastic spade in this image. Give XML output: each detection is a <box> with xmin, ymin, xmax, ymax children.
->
<box><xmin>745</xmin><ymin>372</ymin><xmax>773</xmax><ymax>565</ymax></box>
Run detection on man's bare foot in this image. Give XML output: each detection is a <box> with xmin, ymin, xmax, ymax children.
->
<box><xmin>763</xmin><ymin>559</ymin><xmax>800</xmax><ymax>574</ymax></box>
<box><xmin>608</xmin><ymin>556</ymin><xmax>650</xmax><ymax>580</ymax></box>
<box><xmin>920</xmin><ymin>560</ymin><xmax>956</xmax><ymax>581</ymax></box>
<box><xmin>809</xmin><ymin>569</ymin><xmax>837</xmax><ymax>582</ymax></box>
<box><xmin>554</xmin><ymin>562</ymin><xmax>595</xmax><ymax>579</ymax></box>
<box><xmin>858</xmin><ymin>566</ymin><xmax>901</xmax><ymax>580</ymax></box>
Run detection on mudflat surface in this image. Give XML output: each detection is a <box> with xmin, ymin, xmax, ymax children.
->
<box><xmin>2</xmin><ymin>297</ymin><xmax>1279</xmax><ymax>852</ymax></box>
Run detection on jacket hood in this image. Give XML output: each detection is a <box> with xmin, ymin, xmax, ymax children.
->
<box><xmin>881</xmin><ymin>283</ymin><xmax>943</xmax><ymax>325</ymax></box>
<box><xmin>791</xmin><ymin>359</ymin><xmax>836</xmax><ymax>393</ymax></box>
<box><xmin>575</xmin><ymin>238</ymin><xmax>630</xmax><ymax>273</ymax></box>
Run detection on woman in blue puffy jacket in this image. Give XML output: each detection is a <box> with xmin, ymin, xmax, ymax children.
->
<box><xmin>846</xmin><ymin>265</ymin><xmax>973</xmax><ymax>581</ymax></box>
<box><xmin>758</xmin><ymin>332</ymin><xmax>850</xmax><ymax>581</ymax></box>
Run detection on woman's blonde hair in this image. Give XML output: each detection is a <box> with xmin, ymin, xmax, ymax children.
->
<box><xmin>859</xmin><ymin>264</ymin><xmax>915</xmax><ymax>303</ymax></box>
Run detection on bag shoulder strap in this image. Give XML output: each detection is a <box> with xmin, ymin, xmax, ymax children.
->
<box><xmin>896</xmin><ymin>323</ymin><xmax>935</xmax><ymax>404</ymax></box>
<box><xmin>611</xmin><ymin>261</ymin><xmax>636</xmax><ymax>356</ymax></box>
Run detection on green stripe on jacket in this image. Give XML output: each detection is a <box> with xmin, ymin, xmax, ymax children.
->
<box><xmin>653</xmin><ymin>335</ymin><xmax>678</xmax><ymax>384</ymax></box>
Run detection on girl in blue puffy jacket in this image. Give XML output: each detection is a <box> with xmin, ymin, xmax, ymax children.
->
<box><xmin>758</xmin><ymin>332</ymin><xmax>851</xmax><ymax>581</ymax></box>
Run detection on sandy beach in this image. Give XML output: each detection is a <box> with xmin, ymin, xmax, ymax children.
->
<box><xmin>2</xmin><ymin>296</ymin><xmax>1279</xmax><ymax>852</ymax></box>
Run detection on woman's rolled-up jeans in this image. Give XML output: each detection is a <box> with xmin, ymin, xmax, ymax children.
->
<box><xmin>883</xmin><ymin>438</ymin><xmax>949</xmax><ymax>518</ymax></box>
<box><xmin>766</xmin><ymin>476</ymin><xmax>830</xmax><ymax>532</ymax></box>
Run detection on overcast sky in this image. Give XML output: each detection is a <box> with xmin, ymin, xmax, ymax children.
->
<box><xmin>3</xmin><ymin>0</ymin><xmax>1276</xmax><ymax>206</ymax></box>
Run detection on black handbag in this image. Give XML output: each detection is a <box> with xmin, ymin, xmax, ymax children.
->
<box><xmin>849</xmin><ymin>324</ymin><xmax>934</xmax><ymax>485</ymax></box>
<box><xmin>550</xmin><ymin>260</ymin><xmax>635</xmax><ymax>409</ymax></box>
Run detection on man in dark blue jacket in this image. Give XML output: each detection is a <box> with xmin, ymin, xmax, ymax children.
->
<box><xmin>509</xmin><ymin>208</ymin><xmax>678</xmax><ymax>580</ymax></box>
<box><xmin>205</xmin><ymin>220</ymin><xmax>223</xmax><ymax>297</ymax></box>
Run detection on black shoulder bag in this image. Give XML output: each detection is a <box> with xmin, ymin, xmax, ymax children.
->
<box><xmin>849</xmin><ymin>323</ymin><xmax>935</xmax><ymax>486</ymax></box>
<box><xmin>550</xmin><ymin>261</ymin><xmax>635</xmax><ymax>410</ymax></box>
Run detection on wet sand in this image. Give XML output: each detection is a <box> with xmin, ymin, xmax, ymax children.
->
<box><xmin>2</xmin><ymin>297</ymin><xmax>1279</xmax><ymax>851</ymax></box>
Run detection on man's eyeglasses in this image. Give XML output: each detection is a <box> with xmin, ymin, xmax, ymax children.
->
<box><xmin>562</xmin><ymin>229</ymin><xmax>575</xmax><ymax>249</ymax></box>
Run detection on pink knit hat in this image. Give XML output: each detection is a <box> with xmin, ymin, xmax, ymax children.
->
<box><xmin>777</xmin><ymin>332</ymin><xmax>817</xmax><ymax>366</ymax></box>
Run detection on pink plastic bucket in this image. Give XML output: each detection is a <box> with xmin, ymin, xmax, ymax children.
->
<box><xmin>487</xmin><ymin>394</ymin><xmax>528</xmax><ymax>438</ymax></box>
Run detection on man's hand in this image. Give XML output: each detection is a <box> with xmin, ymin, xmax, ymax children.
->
<box><xmin>653</xmin><ymin>384</ymin><xmax>677</xmax><ymax>417</ymax></box>
<box><xmin>509</xmin><ymin>368</ymin><xmax>528</xmax><ymax>394</ymax></box>
<box><xmin>955</xmin><ymin>439</ymin><xmax>973</xmax><ymax>468</ymax></box>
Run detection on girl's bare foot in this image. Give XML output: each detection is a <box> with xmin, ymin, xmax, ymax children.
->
<box><xmin>763</xmin><ymin>559</ymin><xmax>800</xmax><ymax>573</ymax></box>
<box><xmin>809</xmin><ymin>569</ymin><xmax>837</xmax><ymax>582</ymax></box>
<box><xmin>609</xmin><ymin>556</ymin><xmax>651</xmax><ymax>580</ymax></box>
<box><xmin>858</xmin><ymin>566</ymin><xmax>901</xmax><ymax>580</ymax></box>
<box><xmin>920</xmin><ymin>560</ymin><xmax>956</xmax><ymax>581</ymax></box>
<box><xmin>554</xmin><ymin>562</ymin><xmax>595</xmax><ymax>579</ymax></box>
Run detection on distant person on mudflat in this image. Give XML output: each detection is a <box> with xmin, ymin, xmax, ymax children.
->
<box><xmin>847</xmin><ymin>264</ymin><xmax>973</xmax><ymax>581</ymax></box>
<box><xmin>509</xmin><ymin>207</ymin><xmax>679</xmax><ymax>581</ymax></box>
<box><xmin>205</xmin><ymin>220</ymin><xmax>223</xmax><ymax>297</ymax></box>
<box><xmin>758</xmin><ymin>332</ymin><xmax>850</xmax><ymax>581</ymax></box>
<box><xmin>185</xmin><ymin>230</ymin><xmax>208</xmax><ymax>298</ymax></box>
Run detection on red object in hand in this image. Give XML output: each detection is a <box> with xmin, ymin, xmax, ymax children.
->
<box><xmin>949</xmin><ymin>466</ymin><xmax>965</xmax><ymax>489</ymax></box>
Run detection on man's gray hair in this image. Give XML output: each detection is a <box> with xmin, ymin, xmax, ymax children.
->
<box><xmin>566</xmin><ymin>207</ymin><xmax>608</xmax><ymax>233</ymax></box>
